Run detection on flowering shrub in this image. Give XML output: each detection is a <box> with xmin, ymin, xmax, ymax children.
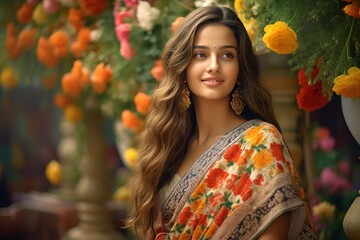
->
<box><xmin>310</xmin><ymin>125</ymin><xmax>359</xmax><ymax>239</ymax></box>
<box><xmin>237</xmin><ymin>0</ymin><xmax>360</xmax><ymax>104</ymax></box>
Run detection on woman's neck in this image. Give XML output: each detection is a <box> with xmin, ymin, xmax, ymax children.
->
<box><xmin>192</xmin><ymin>98</ymin><xmax>245</xmax><ymax>145</ymax></box>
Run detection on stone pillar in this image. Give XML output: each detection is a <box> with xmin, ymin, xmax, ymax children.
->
<box><xmin>57</xmin><ymin>118</ymin><xmax>78</xmax><ymax>196</ymax></box>
<box><xmin>64</xmin><ymin>109</ymin><xmax>124</xmax><ymax>240</ymax></box>
<box><xmin>259</xmin><ymin>53</ymin><xmax>315</xmax><ymax>197</ymax></box>
<box><xmin>259</xmin><ymin>53</ymin><xmax>303</xmax><ymax>168</ymax></box>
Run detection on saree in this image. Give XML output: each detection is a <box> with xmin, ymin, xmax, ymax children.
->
<box><xmin>155</xmin><ymin>119</ymin><xmax>317</xmax><ymax>240</ymax></box>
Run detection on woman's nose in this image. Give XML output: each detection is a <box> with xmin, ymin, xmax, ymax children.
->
<box><xmin>206</xmin><ymin>55</ymin><xmax>220</xmax><ymax>73</ymax></box>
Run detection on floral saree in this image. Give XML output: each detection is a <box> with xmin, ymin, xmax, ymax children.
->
<box><xmin>155</xmin><ymin>119</ymin><xmax>317</xmax><ymax>240</ymax></box>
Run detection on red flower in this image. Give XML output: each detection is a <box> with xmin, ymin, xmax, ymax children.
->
<box><xmin>223</xmin><ymin>144</ymin><xmax>242</xmax><ymax>163</ymax></box>
<box><xmin>178</xmin><ymin>206</ymin><xmax>192</xmax><ymax>226</ymax></box>
<box><xmin>204</xmin><ymin>168</ymin><xmax>229</xmax><ymax>189</ymax></box>
<box><xmin>234</xmin><ymin>173</ymin><xmax>253</xmax><ymax>201</ymax></box>
<box><xmin>209</xmin><ymin>192</ymin><xmax>223</xmax><ymax>207</ymax></box>
<box><xmin>215</xmin><ymin>206</ymin><xmax>229</xmax><ymax>226</ymax></box>
<box><xmin>253</xmin><ymin>174</ymin><xmax>264</xmax><ymax>186</ymax></box>
<box><xmin>270</xmin><ymin>142</ymin><xmax>285</xmax><ymax>162</ymax></box>
<box><xmin>296</xmin><ymin>66</ymin><xmax>329</xmax><ymax>111</ymax></box>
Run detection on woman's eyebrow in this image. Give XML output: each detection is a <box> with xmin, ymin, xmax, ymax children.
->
<box><xmin>193</xmin><ymin>45</ymin><xmax>238</xmax><ymax>50</ymax></box>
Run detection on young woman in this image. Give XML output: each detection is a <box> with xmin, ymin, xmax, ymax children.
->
<box><xmin>127</xmin><ymin>5</ymin><xmax>316</xmax><ymax>240</ymax></box>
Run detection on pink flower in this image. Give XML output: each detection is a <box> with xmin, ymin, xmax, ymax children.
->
<box><xmin>319</xmin><ymin>136</ymin><xmax>335</xmax><ymax>152</ymax></box>
<box><xmin>124</xmin><ymin>0</ymin><xmax>139</xmax><ymax>7</ymax></box>
<box><xmin>320</xmin><ymin>167</ymin><xmax>351</xmax><ymax>194</ymax></box>
<box><xmin>120</xmin><ymin>40</ymin><xmax>135</xmax><ymax>60</ymax></box>
<box><xmin>115</xmin><ymin>23</ymin><xmax>130</xmax><ymax>41</ymax></box>
<box><xmin>338</xmin><ymin>160</ymin><xmax>351</xmax><ymax>174</ymax></box>
<box><xmin>43</xmin><ymin>0</ymin><xmax>60</xmax><ymax>14</ymax></box>
<box><xmin>114</xmin><ymin>9</ymin><xmax>134</xmax><ymax>26</ymax></box>
<box><xmin>115</xmin><ymin>23</ymin><xmax>135</xmax><ymax>60</ymax></box>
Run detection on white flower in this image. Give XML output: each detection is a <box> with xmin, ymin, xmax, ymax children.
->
<box><xmin>194</xmin><ymin>0</ymin><xmax>218</xmax><ymax>8</ymax></box>
<box><xmin>91</xmin><ymin>28</ymin><xmax>103</xmax><ymax>42</ymax></box>
<box><xmin>136</xmin><ymin>1</ymin><xmax>160</xmax><ymax>31</ymax></box>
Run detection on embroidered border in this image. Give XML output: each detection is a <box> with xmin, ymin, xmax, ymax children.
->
<box><xmin>228</xmin><ymin>184</ymin><xmax>299</xmax><ymax>239</ymax></box>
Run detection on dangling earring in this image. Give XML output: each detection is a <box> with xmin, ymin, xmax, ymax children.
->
<box><xmin>180</xmin><ymin>83</ymin><xmax>191</xmax><ymax>111</ymax></box>
<box><xmin>230</xmin><ymin>86</ymin><xmax>245</xmax><ymax>115</ymax></box>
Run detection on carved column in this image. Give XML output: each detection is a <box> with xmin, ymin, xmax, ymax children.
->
<box><xmin>64</xmin><ymin>109</ymin><xmax>124</xmax><ymax>240</ymax></box>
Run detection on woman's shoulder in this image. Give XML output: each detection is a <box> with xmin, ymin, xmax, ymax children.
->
<box><xmin>231</xmin><ymin>119</ymin><xmax>280</xmax><ymax>136</ymax></box>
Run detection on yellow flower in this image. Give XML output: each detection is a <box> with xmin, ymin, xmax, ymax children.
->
<box><xmin>0</xmin><ymin>67</ymin><xmax>19</xmax><ymax>90</ymax></box>
<box><xmin>263</xmin><ymin>21</ymin><xmax>298</xmax><ymax>54</ymax></box>
<box><xmin>333</xmin><ymin>66</ymin><xmax>360</xmax><ymax>98</ymax></box>
<box><xmin>45</xmin><ymin>160</ymin><xmax>62</xmax><ymax>186</ymax></box>
<box><xmin>312</xmin><ymin>201</ymin><xmax>336</xmax><ymax>220</ymax></box>
<box><xmin>113</xmin><ymin>186</ymin><xmax>131</xmax><ymax>202</ymax></box>
<box><xmin>32</xmin><ymin>4</ymin><xmax>50</xmax><ymax>25</ymax></box>
<box><xmin>123</xmin><ymin>148</ymin><xmax>138</xmax><ymax>169</ymax></box>
<box><xmin>64</xmin><ymin>104</ymin><xmax>84</xmax><ymax>123</ymax></box>
<box><xmin>252</xmin><ymin>149</ymin><xmax>272</xmax><ymax>169</ymax></box>
<box><xmin>234</xmin><ymin>0</ymin><xmax>257</xmax><ymax>41</ymax></box>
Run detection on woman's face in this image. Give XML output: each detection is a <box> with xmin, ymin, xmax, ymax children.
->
<box><xmin>186</xmin><ymin>23</ymin><xmax>239</xmax><ymax>103</ymax></box>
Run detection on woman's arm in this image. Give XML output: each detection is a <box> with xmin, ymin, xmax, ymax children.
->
<box><xmin>257</xmin><ymin>212</ymin><xmax>290</xmax><ymax>240</ymax></box>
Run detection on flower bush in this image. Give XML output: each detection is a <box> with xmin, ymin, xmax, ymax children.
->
<box><xmin>237</xmin><ymin>0</ymin><xmax>360</xmax><ymax>110</ymax></box>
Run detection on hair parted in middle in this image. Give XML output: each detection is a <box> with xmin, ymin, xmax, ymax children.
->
<box><xmin>127</xmin><ymin>5</ymin><xmax>280</xmax><ymax>238</ymax></box>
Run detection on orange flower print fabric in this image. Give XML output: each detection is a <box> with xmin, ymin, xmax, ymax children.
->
<box><xmin>165</xmin><ymin>122</ymin><xmax>314</xmax><ymax>239</ymax></box>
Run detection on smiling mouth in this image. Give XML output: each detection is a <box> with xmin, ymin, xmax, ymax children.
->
<box><xmin>202</xmin><ymin>79</ymin><xmax>223</xmax><ymax>82</ymax></box>
<box><xmin>202</xmin><ymin>78</ymin><xmax>224</xmax><ymax>83</ymax></box>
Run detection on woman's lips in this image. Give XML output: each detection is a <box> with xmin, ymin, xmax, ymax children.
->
<box><xmin>201</xmin><ymin>77</ymin><xmax>224</xmax><ymax>86</ymax></box>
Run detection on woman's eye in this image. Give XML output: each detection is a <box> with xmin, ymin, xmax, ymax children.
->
<box><xmin>194</xmin><ymin>52</ymin><xmax>207</xmax><ymax>58</ymax></box>
<box><xmin>222</xmin><ymin>52</ymin><xmax>235</xmax><ymax>58</ymax></box>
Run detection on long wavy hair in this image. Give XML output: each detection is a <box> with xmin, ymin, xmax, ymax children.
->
<box><xmin>126</xmin><ymin>5</ymin><xmax>280</xmax><ymax>238</ymax></box>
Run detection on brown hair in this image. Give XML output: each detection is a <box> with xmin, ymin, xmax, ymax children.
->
<box><xmin>126</xmin><ymin>5</ymin><xmax>280</xmax><ymax>238</ymax></box>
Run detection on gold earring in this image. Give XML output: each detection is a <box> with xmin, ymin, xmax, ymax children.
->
<box><xmin>230</xmin><ymin>86</ymin><xmax>245</xmax><ymax>115</ymax></box>
<box><xmin>180</xmin><ymin>83</ymin><xmax>191</xmax><ymax>111</ymax></box>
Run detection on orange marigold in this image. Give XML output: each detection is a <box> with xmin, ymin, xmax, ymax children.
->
<box><xmin>16</xmin><ymin>2</ymin><xmax>34</xmax><ymax>24</ymax></box>
<box><xmin>150</xmin><ymin>59</ymin><xmax>163</xmax><ymax>81</ymax></box>
<box><xmin>71</xmin><ymin>27</ymin><xmax>91</xmax><ymax>58</ymax></box>
<box><xmin>49</xmin><ymin>31</ymin><xmax>69</xmax><ymax>58</ymax></box>
<box><xmin>343</xmin><ymin>2</ymin><xmax>360</xmax><ymax>18</ymax></box>
<box><xmin>61</xmin><ymin>73</ymin><xmax>82</xmax><ymax>97</ymax></box>
<box><xmin>71</xmin><ymin>60</ymin><xmax>90</xmax><ymax>86</ymax></box>
<box><xmin>134</xmin><ymin>92</ymin><xmax>152</xmax><ymax>115</ymax></box>
<box><xmin>333</xmin><ymin>66</ymin><xmax>360</xmax><ymax>98</ymax></box>
<box><xmin>68</xmin><ymin>8</ymin><xmax>84</xmax><ymax>31</ymax></box>
<box><xmin>170</xmin><ymin>17</ymin><xmax>185</xmax><ymax>32</ymax></box>
<box><xmin>121</xmin><ymin>110</ymin><xmax>143</xmax><ymax>132</ymax></box>
<box><xmin>5</xmin><ymin>23</ymin><xmax>21</xmax><ymax>59</ymax></box>
<box><xmin>36</xmin><ymin>37</ymin><xmax>58</xmax><ymax>68</ymax></box>
<box><xmin>91</xmin><ymin>63</ymin><xmax>113</xmax><ymax>94</ymax></box>
<box><xmin>263</xmin><ymin>21</ymin><xmax>298</xmax><ymax>54</ymax></box>
<box><xmin>78</xmin><ymin>0</ymin><xmax>109</xmax><ymax>16</ymax></box>
<box><xmin>18</xmin><ymin>28</ymin><xmax>38</xmax><ymax>50</ymax></box>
